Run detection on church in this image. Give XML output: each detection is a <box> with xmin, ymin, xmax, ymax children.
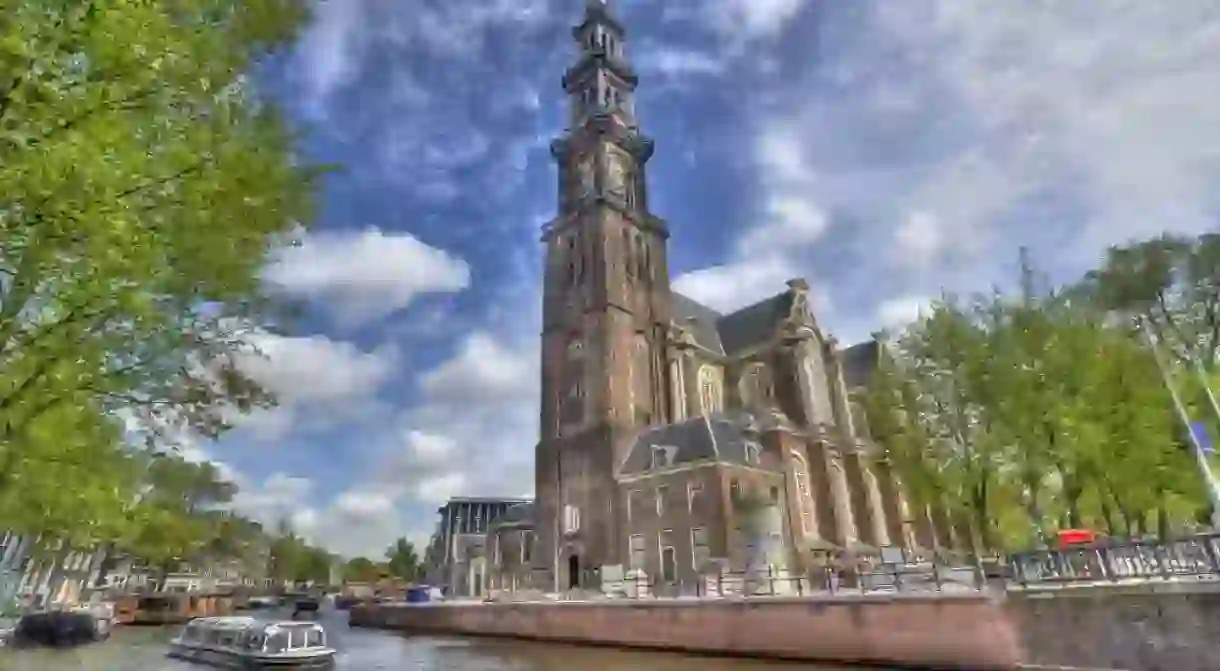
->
<box><xmin>478</xmin><ymin>0</ymin><xmax>944</xmax><ymax>595</ymax></box>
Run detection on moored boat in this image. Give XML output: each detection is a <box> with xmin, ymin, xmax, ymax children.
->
<box><xmin>168</xmin><ymin>616</ymin><xmax>335</xmax><ymax>669</ymax></box>
<box><xmin>9</xmin><ymin>609</ymin><xmax>111</xmax><ymax>648</ymax></box>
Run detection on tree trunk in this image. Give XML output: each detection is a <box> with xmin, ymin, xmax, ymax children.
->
<box><xmin>1023</xmin><ymin>470</ymin><xmax>1046</xmax><ymax>546</ymax></box>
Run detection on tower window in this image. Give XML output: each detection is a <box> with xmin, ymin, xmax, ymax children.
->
<box><xmin>622</xmin><ymin>228</ymin><xmax>634</xmax><ymax>280</ymax></box>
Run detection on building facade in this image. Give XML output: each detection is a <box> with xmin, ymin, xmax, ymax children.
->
<box><xmin>424</xmin><ymin>497</ymin><xmax>532</xmax><ymax>597</ymax></box>
<box><xmin>485</xmin><ymin>0</ymin><xmax>946</xmax><ymax>594</ymax></box>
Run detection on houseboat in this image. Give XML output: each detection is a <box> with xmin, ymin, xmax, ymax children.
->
<box><xmin>168</xmin><ymin>616</ymin><xmax>335</xmax><ymax>669</ymax></box>
<box><xmin>9</xmin><ymin>608</ymin><xmax>111</xmax><ymax>648</ymax></box>
<box><xmin>122</xmin><ymin>593</ymin><xmax>234</xmax><ymax>625</ymax></box>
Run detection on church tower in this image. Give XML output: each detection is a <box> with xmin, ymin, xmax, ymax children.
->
<box><xmin>534</xmin><ymin>0</ymin><xmax>672</xmax><ymax>589</ymax></box>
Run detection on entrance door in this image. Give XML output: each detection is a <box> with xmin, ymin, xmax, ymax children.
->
<box><xmin>567</xmin><ymin>554</ymin><xmax>580</xmax><ymax>590</ymax></box>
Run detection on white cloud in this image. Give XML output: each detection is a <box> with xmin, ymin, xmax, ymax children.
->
<box><xmin>419</xmin><ymin>332</ymin><xmax>533</xmax><ymax>403</ymax></box>
<box><xmin>636</xmin><ymin>46</ymin><xmax>726</xmax><ymax>80</ymax></box>
<box><xmin>232</xmin><ymin>473</ymin><xmax>411</xmax><ymax>558</ymax></box>
<box><xmin>870</xmin><ymin>0</ymin><xmax>1220</xmax><ymax>264</ymax></box>
<box><xmin>687</xmin><ymin>0</ymin><xmax>1220</xmax><ymax>341</ymax></box>
<box><xmin>264</xmin><ymin>227</ymin><xmax>471</xmax><ymax>329</ymax></box>
<box><xmin>891</xmin><ymin>211</ymin><xmax>945</xmax><ymax>271</ymax></box>
<box><xmin>288</xmin><ymin>0</ymin><xmax>561</xmax><ymax>200</ymax></box>
<box><xmin>294</xmin><ymin>0</ymin><xmax>366</xmax><ymax>116</ymax></box>
<box><xmin>876</xmin><ymin>295</ymin><xmax>928</xmax><ymax>331</ymax></box>
<box><xmin>232</xmin><ymin>331</ymin><xmax>400</xmax><ymax>442</ymax></box>
<box><xmin>672</xmin><ymin>253</ymin><xmax>801</xmax><ymax>314</ymax></box>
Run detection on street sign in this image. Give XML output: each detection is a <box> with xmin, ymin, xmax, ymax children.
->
<box><xmin>1191</xmin><ymin>421</ymin><xmax>1214</xmax><ymax>455</ymax></box>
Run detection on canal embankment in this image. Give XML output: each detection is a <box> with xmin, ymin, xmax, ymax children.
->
<box><xmin>1006</xmin><ymin>581</ymin><xmax>1220</xmax><ymax>670</ymax></box>
<box><xmin>350</xmin><ymin>593</ymin><xmax>1021</xmax><ymax>670</ymax></box>
<box><xmin>351</xmin><ymin>581</ymin><xmax>1220</xmax><ymax>671</ymax></box>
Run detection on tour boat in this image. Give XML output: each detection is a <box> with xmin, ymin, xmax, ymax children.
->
<box><xmin>168</xmin><ymin>616</ymin><xmax>336</xmax><ymax>669</ymax></box>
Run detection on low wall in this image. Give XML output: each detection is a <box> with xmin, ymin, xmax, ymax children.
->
<box><xmin>349</xmin><ymin>594</ymin><xmax>1021</xmax><ymax>670</ymax></box>
<box><xmin>1007</xmin><ymin>583</ymin><xmax>1220</xmax><ymax>671</ymax></box>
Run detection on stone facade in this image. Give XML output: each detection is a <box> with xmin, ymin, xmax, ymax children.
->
<box><xmin>479</xmin><ymin>0</ymin><xmax>949</xmax><ymax>593</ymax></box>
<box><xmin>424</xmin><ymin>497</ymin><xmax>531</xmax><ymax>597</ymax></box>
<box><xmin>350</xmin><ymin>595</ymin><xmax>1022</xmax><ymax>670</ymax></box>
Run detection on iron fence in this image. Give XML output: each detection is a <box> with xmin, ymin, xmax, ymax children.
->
<box><xmin>593</xmin><ymin>559</ymin><xmax>987</xmax><ymax>600</ymax></box>
<box><xmin>1008</xmin><ymin>533</ymin><xmax>1220</xmax><ymax>587</ymax></box>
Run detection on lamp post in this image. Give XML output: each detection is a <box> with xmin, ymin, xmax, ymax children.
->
<box><xmin>1142</xmin><ymin>319</ymin><xmax>1220</xmax><ymax>528</ymax></box>
<box><xmin>553</xmin><ymin>448</ymin><xmax>562</xmax><ymax>594</ymax></box>
<box><xmin>1191</xmin><ymin>356</ymin><xmax>1220</xmax><ymax>426</ymax></box>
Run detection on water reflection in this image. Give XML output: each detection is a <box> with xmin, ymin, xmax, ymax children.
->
<box><xmin>0</xmin><ymin>612</ymin><xmax>894</xmax><ymax>670</ymax></box>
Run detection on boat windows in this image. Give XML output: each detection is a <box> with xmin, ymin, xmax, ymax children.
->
<box><xmin>244</xmin><ymin>633</ymin><xmax>265</xmax><ymax>650</ymax></box>
<box><xmin>265</xmin><ymin>630</ymin><xmax>289</xmax><ymax>653</ymax></box>
<box><xmin>289</xmin><ymin>626</ymin><xmax>308</xmax><ymax>649</ymax></box>
<box><xmin>306</xmin><ymin>627</ymin><xmax>325</xmax><ymax>648</ymax></box>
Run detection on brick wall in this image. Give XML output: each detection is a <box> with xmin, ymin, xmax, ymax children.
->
<box><xmin>351</xmin><ymin>594</ymin><xmax>1020</xmax><ymax>670</ymax></box>
<box><xmin>1007</xmin><ymin>584</ymin><xmax>1220</xmax><ymax>671</ymax></box>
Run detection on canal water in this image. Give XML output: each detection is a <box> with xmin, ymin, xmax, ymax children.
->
<box><xmin>0</xmin><ymin>611</ymin><xmax>892</xmax><ymax>670</ymax></box>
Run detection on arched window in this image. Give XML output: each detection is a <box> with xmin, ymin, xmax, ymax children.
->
<box><xmin>697</xmin><ymin>365</ymin><xmax>722</xmax><ymax>415</ymax></box>
<box><xmin>622</xmin><ymin>228</ymin><xmax>634</xmax><ymax>280</ymax></box>
<box><xmin>850</xmin><ymin>401</ymin><xmax>869</xmax><ymax>439</ymax></box>
<box><xmin>802</xmin><ymin>350</ymin><xmax>834</xmax><ymax>425</ymax></box>
<box><xmin>635</xmin><ymin>235</ymin><xmax>647</xmax><ymax>280</ymax></box>
<box><xmin>790</xmin><ymin>453</ymin><xmax>815</xmax><ymax>534</ymax></box>
<box><xmin>739</xmin><ymin>362</ymin><xmax>773</xmax><ymax>406</ymax></box>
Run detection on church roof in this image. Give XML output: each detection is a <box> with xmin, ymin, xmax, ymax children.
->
<box><xmin>716</xmin><ymin>292</ymin><xmax>794</xmax><ymax>354</ymax></box>
<box><xmin>489</xmin><ymin>502</ymin><xmax>536</xmax><ymax>529</ymax></box>
<box><xmin>839</xmin><ymin>339</ymin><xmax>882</xmax><ymax>390</ymax></box>
<box><xmin>669</xmin><ymin>291</ymin><xmax>795</xmax><ymax>356</ymax></box>
<box><xmin>616</xmin><ymin>411</ymin><xmax>772</xmax><ymax>478</ymax></box>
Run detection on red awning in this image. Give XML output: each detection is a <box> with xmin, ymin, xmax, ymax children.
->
<box><xmin>1057</xmin><ymin>529</ymin><xmax>1097</xmax><ymax>546</ymax></box>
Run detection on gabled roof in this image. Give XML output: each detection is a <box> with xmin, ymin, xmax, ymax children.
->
<box><xmin>489</xmin><ymin>502</ymin><xmax>536</xmax><ymax>529</ymax></box>
<box><xmin>840</xmin><ymin>340</ymin><xmax>882</xmax><ymax>390</ymax></box>
<box><xmin>616</xmin><ymin>411</ymin><xmax>772</xmax><ymax>478</ymax></box>
<box><xmin>669</xmin><ymin>290</ymin><xmax>797</xmax><ymax>358</ymax></box>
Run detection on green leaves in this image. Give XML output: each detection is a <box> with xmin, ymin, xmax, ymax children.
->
<box><xmin>0</xmin><ymin>0</ymin><xmax>316</xmax><ymax>557</ymax></box>
<box><xmin>867</xmin><ymin>235</ymin><xmax>1220</xmax><ymax>551</ymax></box>
<box><xmin>268</xmin><ymin>526</ymin><xmax>335</xmax><ymax>585</ymax></box>
<box><xmin>385</xmin><ymin>537</ymin><xmax>422</xmax><ymax>581</ymax></box>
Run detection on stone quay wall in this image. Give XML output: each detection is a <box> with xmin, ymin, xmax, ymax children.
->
<box><xmin>349</xmin><ymin>594</ymin><xmax>1022</xmax><ymax>670</ymax></box>
<box><xmin>1006</xmin><ymin>582</ymin><xmax>1220</xmax><ymax>671</ymax></box>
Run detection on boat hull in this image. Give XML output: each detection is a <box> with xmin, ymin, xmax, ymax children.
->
<box><xmin>169</xmin><ymin>645</ymin><xmax>336</xmax><ymax>669</ymax></box>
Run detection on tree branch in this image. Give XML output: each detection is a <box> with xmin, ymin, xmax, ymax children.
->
<box><xmin>27</xmin><ymin>86</ymin><xmax>160</xmax><ymax>151</ymax></box>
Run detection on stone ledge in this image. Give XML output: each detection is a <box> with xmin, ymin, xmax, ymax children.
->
<box><xmin>352</xmin><ymin>593</ymin><xmax>1021</xmax><ymax>670</ymax></box>
<box><xmin>378</xmin><ymin>591</ymin><xmax>999</xmax><ymax>608</ymax></box>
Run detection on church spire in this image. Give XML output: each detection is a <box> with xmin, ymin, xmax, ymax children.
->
<box><xmin>563</xmin><ymin>0</ymin><xmax>638</xmax><ymax>129</ymax></box>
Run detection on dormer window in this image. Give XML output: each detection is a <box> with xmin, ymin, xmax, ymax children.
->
<box><xmin>650</xmin><ymin>445</ymin><xmax>675</xmax><ymax>469</ymax></box>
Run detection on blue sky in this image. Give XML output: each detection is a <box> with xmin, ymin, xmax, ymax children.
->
<box><xmin>189</xmin><ymin>0</ymin><xmax>1220</xmax><ymax>558</ymax></box>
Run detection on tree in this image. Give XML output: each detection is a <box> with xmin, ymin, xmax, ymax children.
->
<box><xmin>344</xmin><ymin>557</ymin><xmax>383</xmax><ymax>583</ymax></box>
<box><xmin>0</xmin><ymin>0</ymin><xmax>320</xmax><ymax>507</ymax></box>
<box><xmin>385</xmin><ymin>538</ymin><xmax>421</xmax><ymax>582</ymax></box>
<box><xmin>865</xmin><ymin>241</ymin><xmax>1215</xmax><ymax>552</ymax></box>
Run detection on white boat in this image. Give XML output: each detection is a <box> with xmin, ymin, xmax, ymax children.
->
<box><xmin>168</xmin><ymin>616</ymin><xmax>336</xmax><ymax>669</ymax></box>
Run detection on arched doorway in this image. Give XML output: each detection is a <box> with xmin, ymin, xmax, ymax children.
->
<box><xmin>567</xmin><ymin>554</ymin><xmax>580</xmax><ymax>590</ymax></box>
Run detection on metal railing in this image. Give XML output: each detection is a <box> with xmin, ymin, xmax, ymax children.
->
<box><xmin>1008</xmin><ymin>533</ymin><xmax>1220</xmax><ymax>587</ymax></box>
<box><xmin>589</xmin><ymin>559</ymin><xmax>987</xmax><ymax>600</ymax></box>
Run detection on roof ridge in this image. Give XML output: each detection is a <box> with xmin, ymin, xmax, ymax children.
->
<box><xmin>702</xmin><ymin>414</ymin><xmax>720</xmax><ymax>459</ymax></box>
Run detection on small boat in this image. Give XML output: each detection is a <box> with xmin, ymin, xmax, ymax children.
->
<box><xmin>10</xmin><ymin>609</ymin><xmax>111</xmax><ymax>648</ymax></box>
<box><xmin>291</xmin><ymin>597</ymin><xmax>321</xmax><ymax>620</ymax></box>
<box><xmin>168</xmin><ymin>616</ymin><xmax>336</xmax><ymax>669</ymax></box>
<box><xmin>239</xmin><ymin>596</ymin><xmax>277</xmax><ymax>611</ymax></box>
